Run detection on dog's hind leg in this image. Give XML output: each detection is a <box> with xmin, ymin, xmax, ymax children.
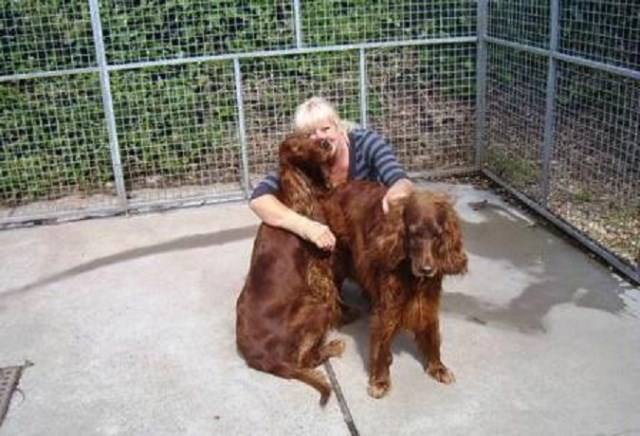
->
<box><xmin>245</xmin><ymin>353</ymin><xmax>332</xmax><ymax>406</ymax></box>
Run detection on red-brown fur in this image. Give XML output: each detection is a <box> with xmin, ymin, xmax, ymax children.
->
<box><xmin>323</xmin><ymin>180</ymin><xmax>468</xmax><ymax>398</ymax></box>
<box><xmin>236</xmin><ymin>132</ymin><xmax>344</xmax><ymax>405</ymax></box>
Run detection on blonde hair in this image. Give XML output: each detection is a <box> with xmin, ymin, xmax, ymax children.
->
<box><xmin>293</xmin><ymin>97</ymin><xmax>357</xmax><ymax>133</ymax></box>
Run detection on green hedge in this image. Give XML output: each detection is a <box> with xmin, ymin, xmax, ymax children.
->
<box><xmin>1</xmin><ymin>0</ymin><xmax>94</xmax><ymax>75</ymax></box>
<box><xmin>0</xmin><ymin>75</ymin><xmax>112</xmax><ymax>205</ymax></box>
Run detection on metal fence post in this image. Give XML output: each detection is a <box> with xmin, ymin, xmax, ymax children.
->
<box><xmin>474</xmin><ymin>0</ymin><xmax>489</xmax><ymax>169</ymax></box>
<box><xmin>541</xmin><ymin>0</ymin><xmax>560</xmax><ymax>205</ymax></box>
<box><xmin>88</xmin><ymin>0</ymin><xmax>127</xmax><ymax>208</ymax></box>
<box><xmin>359</xmin><ymin>48</ymin><xmax>368</xmax><ymax>128</ymax></box>
<box><xmin>293</xmin><ymin>0</ymin><xmax>303</xmax><ymax>48</ymax></box>
<box><xmin>233</xmin><ymin>58</ymin><xmax>251</xmax><ymax>199</ymax></box>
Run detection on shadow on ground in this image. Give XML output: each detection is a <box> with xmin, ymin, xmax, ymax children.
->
<box><xmin>0</xmin><ymin>225</ymin><xmax>259</xmax><ymax>299</ymax></box>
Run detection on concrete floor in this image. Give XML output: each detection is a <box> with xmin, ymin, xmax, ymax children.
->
<box><xmin>1</xmin><ymin>183</ymin><xmax>639</xmax><ymax>436</ymax></box>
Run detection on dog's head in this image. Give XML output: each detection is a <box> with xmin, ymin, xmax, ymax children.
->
<box><xmin>374</xmin><ymin>191</ymin><xmax>467</xmax><ymax>277</ymax></box>
<box><xmin>279</xmin><ymin>131</ymin><xmax>335</xmax><ymax>192</ymax></box>
<box><xmin>403</xmin><ymin>192</ymin><xmax>468</xmax><ymax>277</ymax></box>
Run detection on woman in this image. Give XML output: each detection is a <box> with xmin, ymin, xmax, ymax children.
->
<box><xmin>250</xmin><ymin>96</ymin><xmax>414</xmax><ymax>250</ymax></box>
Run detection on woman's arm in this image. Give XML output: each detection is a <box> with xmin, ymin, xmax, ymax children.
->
<box><xmin>249</xmin><ymin>193</ymin><xmax>336</xmax><ymax>250</ymax></box>
<box><xmin>359</xmin><ymin>129</ymin><xmax>414</xmax><ymax>212</ymax></box>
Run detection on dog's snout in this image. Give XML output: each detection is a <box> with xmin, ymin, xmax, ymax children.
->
<box><xmin>420</xmin><ymin>266</ymin><xmax>433</xmax><ymax>274</ymax></box>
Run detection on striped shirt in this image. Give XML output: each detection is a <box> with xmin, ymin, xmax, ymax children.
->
<box><xmin>250</xmin><ymin>127</ymin><xmax>408</xmax><ymax>199</ymax></box>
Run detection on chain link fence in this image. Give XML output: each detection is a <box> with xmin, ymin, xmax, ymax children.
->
<box><xmin>0</xmin><ymin>1</ymin><xmax>638</xmax><ymax>281</ymax></box>
<box><xmin>1</xmin><ymin>0</ymin><xmax>477</xmax><ymax>223</ymax></box>
<box><xmin>480</xmin><ymin>0</ymin><xmax>639</xmax><ymax>282</ymax></box>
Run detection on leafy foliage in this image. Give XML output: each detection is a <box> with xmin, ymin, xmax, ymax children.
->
<box><xmin>0</xmin><ymin>0</ymin><xmax>94</xmax><ymax>75</ymax></box>
<box><xmin>0</xmin><ymin>76</ymin><xmax>112</xmax><ymax>205</ymax></box>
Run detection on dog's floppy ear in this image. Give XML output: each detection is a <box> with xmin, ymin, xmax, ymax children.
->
<box><xmin>435</xmin><ymin>195</ymin><xmax>468</xmax><ymax>275</ymax></box>
<box><xmin>367</xmin><ymin>198</ymin><xmax>407</xmax><ymax>269</ymax></box>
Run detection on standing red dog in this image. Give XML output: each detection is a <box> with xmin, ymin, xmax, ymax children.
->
<box><xmin>236</xmin><ymin>132</ymin><xmax>344</xmax><ymax>405</ymax></box>
<box><xmin>324</xmin><ymin>180</ymin><xmax>468</xmax><ymax>398</ymax></box>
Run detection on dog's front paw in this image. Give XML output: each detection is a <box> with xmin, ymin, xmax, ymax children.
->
<box><xmin>367</xmin><ymin>379</ymin><xmax>391</xmax><ymax>398</ymax></box>
<box><xmin>427</xmin><ymin>363</ymin><xmax>456</xmax><ymax>385</ymax></box>
<box><xmin>326</xmin><ymin>339</ymin><xmax>345</xmax><ymax>357</ymax></box>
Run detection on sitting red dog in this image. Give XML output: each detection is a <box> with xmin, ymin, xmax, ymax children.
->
<box><xmin>324</xmin><ymin>180</ymin><xmax>468</xmax><ymax>398</ymax></box>
<box><xmin>236</xmin><ymin>132</ymin><xmax>344</xmax><ymax>406</ymax></box>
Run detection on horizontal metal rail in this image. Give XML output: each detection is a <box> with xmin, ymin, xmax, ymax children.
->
<box><xmin>485</xmin><ymin>36</ymin><xmax>640</xmax><ymax>80</ymax></box>
<box><xmin>0</xmin><ymin>190</ymin><xmax>247</xmax><ymax>228</ymax></box>
<box><xmin>5</xmin><ymin>36</ymin><xmax>638</xmax><ymax>84</ymax></box>
<box><xmin>0</xmin><ymin>67</ymin><xmax>100</xmax><ymax>83</ymax></box>
<box><xmin>0</xmin><ymin>36</ymin><xmax>477</xmax><ymax>82</ymax></box>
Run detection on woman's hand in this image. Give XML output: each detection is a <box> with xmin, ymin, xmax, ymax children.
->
<box><xmin>382</xmin><ymin>178</ymin><xmax>414</xmax><ymax>214</ymax></box>
<box><xmin>303</xmin><ymin>220</ymin><xmax>336</xmax><ymax>251</ymax></box>
<box><xmin>281</xmin><ymin>212</ymin><xmax>336</xmax><ymax>251</ymax></box>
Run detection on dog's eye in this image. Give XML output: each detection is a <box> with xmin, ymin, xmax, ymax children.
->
<box><xmin>320</xmin><ymin>140</ymin><xmax>331</xmax><ymax>150</ymax></box>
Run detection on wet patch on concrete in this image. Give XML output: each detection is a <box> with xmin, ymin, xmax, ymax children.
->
<box><xmin>446</xmin><ymin>187</ymin><xmax>635</xmax><ymax>333</ymax></box>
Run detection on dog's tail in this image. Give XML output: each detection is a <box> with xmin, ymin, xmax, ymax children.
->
<box><xmin>248</xmin><ymin>358</ymin><xmax>332</xmax><ymax>406</ymax></box>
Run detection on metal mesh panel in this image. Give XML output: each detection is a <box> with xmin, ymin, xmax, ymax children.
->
<box><xmin>242</xmin><ymin>51</ymin><xmax>361</xmax><ymax>185</ymax></box>
<box><xmin>100</xmin><ymin>0</ymin><xmax>294</xmax><ymax>64</ymax></box>
<box><xmin>550</xmin><ymin>63</ymin><xmax>639</xmax><ymax>265</ymax></box>
<box><xmin>111</xmin><ymin>62</ymin><xmax>242</xmax><ymax>204</ymax></box>
<box><xmin>1</xmin><ymin>0</ymin><xmax>95</xmax><ymax>75</ymax></box>
<box><xmin>484</xmin><ymin>44</ymin><xmax>547</xmax><ymax>200</ymax></box>
<box><xmin>560</xmin><ymin>1</ymin><xmax>640</xmax><ymax>70</ymax></box>
<box><xmin>302</xmin><ymin>0</ymin><xmax>476</xmax><ymax>46</ymax></box>
<box><xmin>367</xmin><ymin>44</ymin><xmax>476</xmax><ymax>173</ymax></box>
<box><xmin>0</xmin><ymin>74</ymin><xmax>116</xmax><ymax>220</ymax></box>
<box><xmin>488</xmin><ymin>0</ymin><xmax>549</xmax><ymax>48</ymax></box>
